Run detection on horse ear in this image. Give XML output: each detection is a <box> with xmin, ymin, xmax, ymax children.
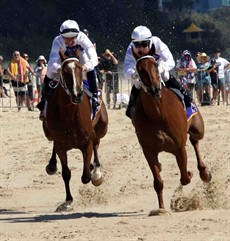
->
<box><xmin>148</xmin><ymin>44</ymin><xmax>156</xmax><ymax>56</ymax></box>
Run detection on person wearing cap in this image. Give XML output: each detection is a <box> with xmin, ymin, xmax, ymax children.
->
<box><xmin>83</xmin><ymin>29</ymin><xmax>96</xmax><ymax>48</ymax></box>
<box><xmin>22</xmin><ymin>53</ymin><xmax>35</xmax><ymax>111</ymax></box>
<box><xmin>207</xmin><ymin>58</ymin><xmax>220</xmax><ymax>105</ymax></box>
<box><xmin>99</xmin><ymin>49</ymin><xmax>119</xmax><ymax>109</ymax></box>
<box><xmin>7</xmin><ymin>51</ymin><xmax>34</xmax><ymax>111</ymax></box>
<box><xmin>34</xmin><ymin>55</ymin><xmax>47</xmax><ymax>101</ymax></box>
<box><xmin>37</xmin><ymin>19</ymin><xmax>99</xmax><ymax>121</ymax></box>
<box><xmin>123</xmin><ymin>25</ymin><xmax>193</xmax><ymax>118</ymax></box>
<box><xmin>176</xmin><ymin>50</ymin><xmax>197</xmax><ymax>94</ymax></box>
<box><xmin>213</xmin><ymin>49</ymin><xmax>230</xmax><ymax>105</ymax></box>
<box><xmin>196</xmin><ymin>52</ymin><xmax>211</xmax><ymax>105</ymax></box>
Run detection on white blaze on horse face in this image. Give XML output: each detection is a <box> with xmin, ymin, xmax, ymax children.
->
<box><xmin>68</xmin><ymin>62</ymin><xmax>82</xmax><ymax>96</ymax></box>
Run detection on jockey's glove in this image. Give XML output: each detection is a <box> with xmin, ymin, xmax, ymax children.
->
<box><xmin>131</xmin><ymin>71</ymin><xmax>139</xmax><ymax>80</ymax></box>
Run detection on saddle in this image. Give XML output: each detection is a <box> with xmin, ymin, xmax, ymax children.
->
<box><xmin>169</xmin><ymin>87</ymin><xmax>198</xmax><ymax>120</ymax></box>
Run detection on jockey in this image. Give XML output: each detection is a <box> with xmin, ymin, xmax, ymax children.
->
<box><xmin>123</xmin><ymin>25</ymin><xmax>193</xmax><ymax>118</ymax></box>
<box><xmin>37</xmin><ymin>19</ymin><xmax>99</xmax><ymax>121</ymax></box>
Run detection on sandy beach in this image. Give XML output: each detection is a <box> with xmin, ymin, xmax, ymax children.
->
<box><xmin>0</xmin><ymin>95</ymin><xmax>229</xmax><ymax>241</ymax></box>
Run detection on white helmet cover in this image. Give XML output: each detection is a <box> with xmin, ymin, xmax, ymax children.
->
<box><xmin>131</xmin><ymin>26</ymin><xmax>152</xmax><ymax>42</ymax></box>
<box><xmin>60</xmin><ymin>19</ymin><xmax>79</xmax><ymax>38</ymax></box>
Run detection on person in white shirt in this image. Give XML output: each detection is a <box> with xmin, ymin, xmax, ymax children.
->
<box><xmin>123</xmin><ymin>25</ymin><xmax>192</xmax><ymax>118</ymax></box>
<box><xmin>37</xmin><ymin>19</ymin><xmax>99</xmax><ymax>120</ymax></box>
<box><xmin>214</xmin><ymin>49</ymin><xmax>230</xmax><ymax>104</ymax></box>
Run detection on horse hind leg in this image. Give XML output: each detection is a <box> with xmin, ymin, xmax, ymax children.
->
<box><xmin>46</xmin><ymin>146</ymin><xmax>58</xmax><ymax>175</ymax></box>
<box><xmin>189</xmin><ymin>136</ymin><xmax>212</xmax><ymax>182</ymax></box>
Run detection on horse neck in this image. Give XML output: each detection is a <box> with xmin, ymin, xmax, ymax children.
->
<box><xmin>55</xmin><ymin>85</ymin><xmax>74</xmax><ymax>107</ymax></box>
<box><xmin>139</xmin><ymin>90</ymin><xmax>163</xmax><ymax>120</ymax></box>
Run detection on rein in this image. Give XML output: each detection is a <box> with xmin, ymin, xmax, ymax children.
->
<box><xmin>60</xmin><ymin>57</ymin><xmax>80</xmax><ymax>96</ymax></box>
<box><xmin>136</xmin><ymin>55</ymin><xmax>163</xmax><ymax>95</ymax></box>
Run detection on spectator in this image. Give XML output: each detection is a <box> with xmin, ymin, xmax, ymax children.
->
<box><xmin>95</xmin><ymin>56</ymin><xmax>105</xmax><ymax>90</ymax></box>
<box><xmin>7</xmin><ymin>51</ymin><xmax>34</xmax><ymax>111</ymax></box>
<box><xmin>0</xmin><ymin>55</ymin><xmax>5</xmax><ymax>97</ymax></box>
<box><xmin>99</xmin><ymin>49</ymin><xmax>119</xmax><ymax>109</ymax></box>
<box><xmin>83</xmin><ymin>29</ymin><xmax>96</xmax><ymax>48</ymax></box>
<box><xmin>23</xmin><ymin>53</ymin><xmax>35</xmax><ymax>110</ymax></box>
<box><xmin>34</xmin><ymin>55</ymin><xmax>47</xmax><ymax>101</ymax></box>
<box><xmin>195</xmin><ymin>52</ymin><xmax>211</xmax><ymax>105</ymax></box>
<box><xmin>0</xmin><ymin>56</ymin><xmax>10</xmax><ymax>97</ymax></box>
<box><xmin>213</xmin><ymin>49</ymin><xmax>230</xmax><ymax>105</ymax></box>
<box><xmin>225</xmin><ymin>62</ymin><xmax>230</xmax><ymax>105</ymax></box>
<box><xmin>176</xmin><ymin>50</ymin><xmax>197</xmax><ymax>95</ymax></box>
<box><xmin>207</xmin><ymin>58</ymin><xmax>220</xmax><ymax>105</ymax></box>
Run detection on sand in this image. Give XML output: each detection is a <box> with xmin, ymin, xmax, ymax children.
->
<box><xmin>0</xmin><ymin>97</ymin><xmax>229</xmax><ymax>241</ymax></box>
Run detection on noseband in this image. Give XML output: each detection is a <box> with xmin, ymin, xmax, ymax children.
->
<box><xmin>136</xmin><ymin>55</ymin><xmax>162</xmax><ymax>97</ymax></box>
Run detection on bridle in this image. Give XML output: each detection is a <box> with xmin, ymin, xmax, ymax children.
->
<box><xmin>60</xmin><ymin>57</ymin><xmax>82</xmax><ymax>96</ymax></box>
<box><xmin>136</xmin><ymin>55</ymin><xmax>163</xmax><ymax>97</ymax></box>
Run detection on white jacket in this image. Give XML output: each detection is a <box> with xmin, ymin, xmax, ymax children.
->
<box><xmin>46</xmin><ymin>32</ymin><xmax>98</xmax><ymax>79</ymax></box>
<box><xmin>123</xmin><ymin>36</ymin><xmax>175</xmax><ymax>87</ymax></box>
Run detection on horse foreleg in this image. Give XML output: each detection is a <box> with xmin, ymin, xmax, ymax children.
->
<box><xmin>176</xmin><ymin>147</ymin><xmax>193</xmax><ymax>185</ymax></box>
<box><xmin>142</xmin><ymin>149</ymin><xmax>165</xmax><ymax>209</ymax></box>
<box><xmin>81</xmin><ymin>142</ymin><xmax>94</xmax><ymax>185</ymax></box>
<box><xmin>189</xmin><ymin>137</ymin><xmax>212</xmax><ymax>182</ymax></box>
<box><xmin>54</xmin><ymin>141</ymin><xmax>73</xmax><ymax>212</ymax></box>
<box><xmin>46</xmin><ymin>146</ymin><xmax>58</xmax><ymax>175</ymax></box>
<box><xmin>91</xmin><ymin>141</ymin><xmax>103</xmax><ymax>187</ymax></box>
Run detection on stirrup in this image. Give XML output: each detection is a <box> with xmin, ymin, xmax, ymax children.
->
<box><xmin>39</xmin><ymin>110</ymin><xmax>46</xmax><ymax>121</ymax></box>
<box><xmin>39</xmin><ymin>101</ymin><xmax>47</xmax><ymax>121</ymax></box>
<box><xmin>92</xmin><ymin>97</ymin><xmax>100</xmax><ymax>108</ymax></box>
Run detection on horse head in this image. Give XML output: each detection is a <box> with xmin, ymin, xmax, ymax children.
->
<box><xmin>136</xmin><ymin>55</ymin><xmax>161</xmax><ymax>98</ymax></box>
<box><xmin>132</xmin><ymin>46</ymin><xmax>161</xmax><ymax>98</ymax></box>
<box><xmin>59</xmin><ymin>48</ymin><xmax>84</xmax><ymax>104</ymax></box>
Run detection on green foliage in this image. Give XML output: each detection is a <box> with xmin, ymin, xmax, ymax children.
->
<box><xmin>0</xmin><ymin>1</ymin><xmax>229</xmax><ymax>63</ymax></box>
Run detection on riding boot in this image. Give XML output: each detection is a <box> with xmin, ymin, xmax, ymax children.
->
<box><xmin>126</xmin><ymin>85</ymin><xmax>141</xmax><ymax>119</ymax></box>
<box><xmin>36</xmin><ymin>75</ymin><xmax>53</xmax><ymax>120</ymax></box>
<box><xmin>165</xmin><ymin>75</ymin><xmax>193</xmax><ymax>107</ymax></box>
<box><xmin>87</xmin><ymin>69</ymin><xmax>100</xmax><ymax>109</ymax></box>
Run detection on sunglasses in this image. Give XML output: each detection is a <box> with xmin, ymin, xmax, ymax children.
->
<box><xmin>133</xmin><ymin>40</ymin><xmax>150</xmax><ymax>48</ymax></box>
<box><xmin>14</xmin><ymin>54</ymin><xmax>20</xmax><ymax>57</ymax></box>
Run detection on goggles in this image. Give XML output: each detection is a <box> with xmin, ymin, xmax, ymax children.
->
<box><xmin>133</xmin><ymin>40</ymin><xmax>150</xmax><ymax>49</ymax></box>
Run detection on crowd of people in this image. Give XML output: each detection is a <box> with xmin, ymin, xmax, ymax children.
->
<box><xmin>0</xmin><ymin>20</ymin><xmax>229</xmax><ymax>117</ymax></box>
<box><xmin>176</xmin><ymin>49</ymin><xmax>230</xmax><ymax>106</ymax></box>
<box><xmin>0</xmin><ymin>51</ymin><xmax>47</xmax><ymax>111</ymax></box>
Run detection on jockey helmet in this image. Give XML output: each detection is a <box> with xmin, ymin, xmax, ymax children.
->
<box><xmin>60</xmin><ymin>20</ymin><xmax>79</xmax><ymax>38</ymax></box>
<box><xmin>131</xmin><ymin>26</ymin><xmax>152</xmax><ymax>42</ymax></box>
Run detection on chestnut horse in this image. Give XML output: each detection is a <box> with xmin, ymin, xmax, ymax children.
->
<box><xmin>130</xmin><ymin>55</ymin><xmax>211</xmax><ymax>215</ymax></box>
<box><xmin>43</xmin><ymin>51</ymin><xmax>108</xmax><ymax>211</ymax></box>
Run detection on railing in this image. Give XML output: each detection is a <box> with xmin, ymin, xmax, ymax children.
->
<box><xmin>1</xmin><ymin>71</ymin><xmax>228</xmax><ymax>110</ymax></box>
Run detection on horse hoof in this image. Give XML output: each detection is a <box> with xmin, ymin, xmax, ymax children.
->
<box><xmin>149</xmin><ymin>208</ymin><xmax>171</xmax><ymax>216</ymax></box>
<box><xmin>46</xmin><ymin>164</ymin><xmax>58</xmax><ymax>175</ymax></box>
<box><xmin>200</xmin><ymin>170</ymin><xmax>212</xmax><ymax>183</ymax></box>
<box><xmin>81</xmin><ymin>176</ymin><xmax>91</xmax><ymax>184</ymax></box>
<box><xmin>180</xmin><ymin>171</ymin><xmax>193</xmax><ymax>185</ymax></box>
<box><xmin>92</xmin><ymin>177</ymin><xmax>103</xmax><ymax>187</ymax></box>
<box><xmin>55</xmin><ymin>200</ymin><xmax>73</xmax><ymax>212</ymax></box>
